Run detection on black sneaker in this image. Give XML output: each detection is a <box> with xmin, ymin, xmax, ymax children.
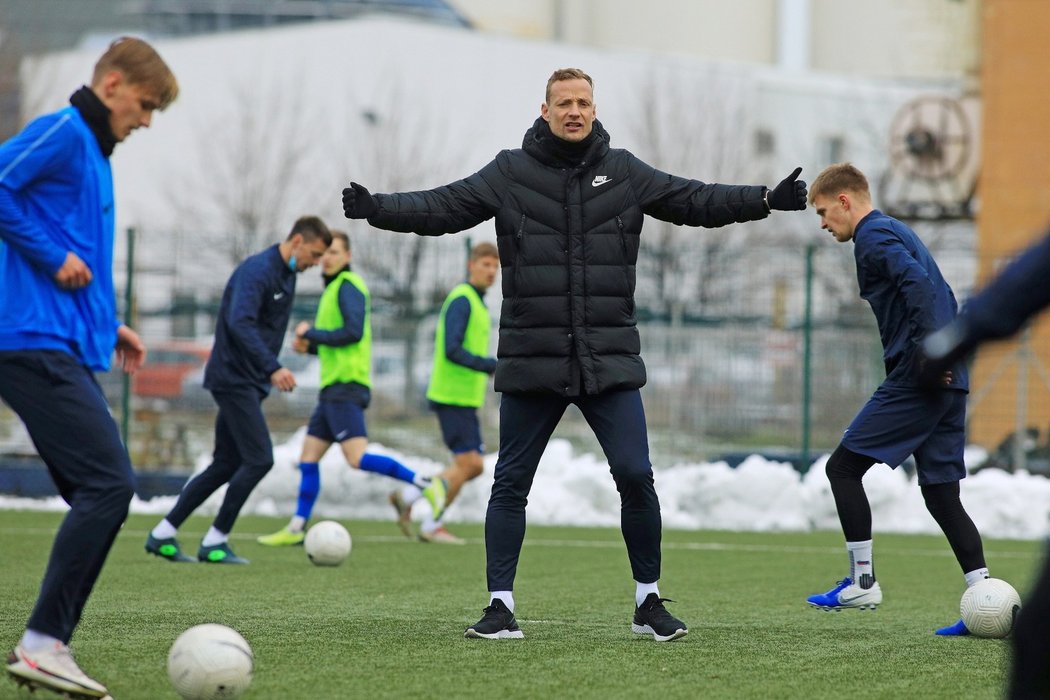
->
<box><xmin>145</xmin><ymin>534</ymin><xmax>195</xmax><ymax>563</ymax></box>
<box><xmin>464</xmin><ymin>598</ymin><xmax>524</xmax><ymax>639</ymax></box>
<box><xmin>632</xmin><ymin>593</ymin><xmax>688</xmax><ymax>642</ymax></box>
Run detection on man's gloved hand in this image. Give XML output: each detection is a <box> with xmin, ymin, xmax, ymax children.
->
<box><xmin>342</xmin><ymin>182</ymin><xmax>378</xmax><ymax>219</ymax></box>
<box><xmin>767</xmin><ymin>167</ymin><xmax>808</xmax><ymax>211</ymax></box>
<box><xmin>917</xmin><ymin>318</ymin><xmax>976</xmax><ymax>390</ymax></box>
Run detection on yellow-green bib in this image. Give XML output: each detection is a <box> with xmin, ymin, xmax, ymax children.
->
<box><xmin>316</xmin><ymin>271</ymin><xmax>371</xmax><ymax>388</ymax></box>
<box><xmin>426</xmin><ymin>283</ymin><xmax>491</xmax><ymax>407</ymax></box>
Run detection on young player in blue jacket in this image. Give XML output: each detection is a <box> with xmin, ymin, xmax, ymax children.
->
<box><xmin>805</xmin><ymin>163</ymin><xmax>992</xmax><ymax>635</ymax></box>
<box><xmin>146</xmin><ymin>217</ymin><xmax>331</xmax><ymax>565</ymax></box>
<box><xmin>0</xmin><ymin>38</ymin><xmax>178</xmax><ymax>698</ymax></box>
<box><xmin>921</xmin><ymin>227</ymin><xmax>1050</xmax><ymax>696</ymax></box>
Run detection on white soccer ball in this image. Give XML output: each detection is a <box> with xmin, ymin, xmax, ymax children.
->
<box><xmin>960</xmin><ymin>577</ymin><xmax>1021</xmax><ymax>639</ymax></box>
<box><xmin>304</xmin><ymin>520</ymin><xmax>352</xmax><ymax>567</ymax></box>
<box><xmin>167</xmin><ymin>623</ymin><xmax>253</xmax><ymax>700</ymax></box>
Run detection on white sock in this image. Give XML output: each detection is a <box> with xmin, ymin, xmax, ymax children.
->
<box><xmin>151</xmin><ymin>519</ymin><xmax>177</xmax><ymax>540</ymax></box>
<box><xmin>20</xmin><ymin>629</ymin><xmax>61</xmax><ymax>653</ymax></box>
<box><xmin>201</xmin><ymin>527</ymin><xmax>228</xmax><ymax>547</ymax></box>
<box><xmin>964</xmin><ymin>568</ymin><xmax>990</xmax><ymax>587</ymax></box>
<box><xmin>420</xmin><ymin>511</ymin><xmax>441</xmax><ymax>535</ymax></box>
<box><xmin>846</xmin><ymin>540</ymin><xmax>874</xmax><ymax>587</ymax></box>
<box><xmin>289</xmin><ymin>516</ymin><xmax>306</xmax><ymax>533</ymax></box>
<box><xmin>636</xmin><ymin>580</ymin><xmax>660</xmax><ymax>607</ymax></box>
<box><xmin>401</xmin><ymin>484</ymin><xmax>423</xmax><ymax>504</ymax></box>
<box><xmin>490</xmin><ymin>591</ymin><xmax>514</xmax><ymax>612</ymax></box>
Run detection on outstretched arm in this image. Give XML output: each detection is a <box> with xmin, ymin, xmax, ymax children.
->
<box><xmin>342</xmin><ymin>161</ymin><xmax>503</xmax><ymax>236</ymax></box>
<box><xmin>922</xmin><ymin>230</ymin><xmax>1050</xmax><ymax>378</ymax></box>
<box><xmin>628</xmin><ymin>156</ymin><xmax>807</xmax><ymax>228</ymax></box>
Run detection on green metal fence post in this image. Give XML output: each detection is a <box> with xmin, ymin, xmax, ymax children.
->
<box><xmin>120</xmin><ymin>227</ymin><xmax>135</xmax><ymax>445</ymax></box>
<box><xmin>801</xmin><ymin>242</ymin><xmax>815</xmax><ymax>470</ymax></box>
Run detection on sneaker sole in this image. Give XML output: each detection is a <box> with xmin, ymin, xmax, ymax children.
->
<box><xmin>7</xmin><ymin>665</ymin><xmax>108</xmax><ymax>699</ymax></box>
<box><xmin>631</xmin><ymin>623</ymin><xmax>688</xmax><ymax>642</ymax></box>
<box><xmin>464</xmin><ymin>628</ymin><xmax>524</xmax><ymax>640</ymax></box>
<box><xmin>808</xmin><ymin>602</ymin><xmax>880</xmax><ymax>611</ymax></box>
<box><xmin>256</xmin><ymin>537</ymin><xmax>305</xmax><ymax>547</ymax></box>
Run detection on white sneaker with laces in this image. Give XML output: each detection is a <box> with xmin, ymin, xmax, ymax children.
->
<box><xmin>6</xmin><ymin>642</ymin><xmax>108</xmax><ymax>699</ymax></box>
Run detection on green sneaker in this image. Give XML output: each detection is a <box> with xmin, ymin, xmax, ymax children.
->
<box><xmin>421</xmin><ymin>478</ymin><xmax>448</xmax><ymax>520</ymax></box>
<box><xmin>257</xmin><ymin>526</ymin><xmax>306</xmax><ymax>547</ymax></box>
<box><xmin>197</xmin><ymin>542</ymin><xmax>249</xmax><ymax>564</ymax></box>
<box><xmin>145</xmin><ymin>534</ymin><xmax>195</xmax><ymax>563</ymax></box>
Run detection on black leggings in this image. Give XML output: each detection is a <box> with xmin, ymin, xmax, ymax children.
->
<box><xmin>825</xmin><ymin>444</ymin><xmax>986</xmax><ymax>573</ymax></box>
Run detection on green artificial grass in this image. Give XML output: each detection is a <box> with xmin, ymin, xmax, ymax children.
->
<box><xmin>0</xmin><ymin>511</ymin><xmax>1040</xmax><ymax>699</ymax></box>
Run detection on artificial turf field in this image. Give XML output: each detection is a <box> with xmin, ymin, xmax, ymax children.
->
<box><xmin>0</xmin><ymin>510</ymin><xmax>1040</xmax><ymax>699</ymax></box>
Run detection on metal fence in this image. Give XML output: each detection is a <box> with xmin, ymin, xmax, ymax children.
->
<box><xmin>3</xmin><ymin>224</ymin><xmax>1048</xmax><ymax>476</ymax></box>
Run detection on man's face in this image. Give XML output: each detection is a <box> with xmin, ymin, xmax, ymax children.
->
<box><xmin>99</xmin><ymin>71</ymin><xmax>161</xmax><ymax>142</ymax></box>
<box><xmin>468</xmin><ymin>255</ymin><xmax>499</xmax><ymax>291</ymax></box>
<box><xmin>291</xmin><ymin>235</ymin><xmax>328</xmax><ymax>272</ymax></box>
<box><xmin>541</xmin><ymin>78</ymin><xmax>595</xmax><ymax>142</ymax></box>
<box><xmin>322</xmin><ymin>239</ymin><xmax>351</xmax><ymax>276</ymax></box>
<box><xmin>812</xmin><ymin>193</ymin><xmax>855</xmax><ymax>243</ymax></box>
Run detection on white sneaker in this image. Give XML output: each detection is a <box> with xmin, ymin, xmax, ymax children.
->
<box><xmin>418</xmin><ymin>526</ymin><xmax>466</xmax><ymax>545</ymax></box>
<box><xmin>807</xmin><ymin>577</ymin><xmax>883</xmax><ymax>610</ymax></box>
<box><xmin>6</xmin><ymin>642</ymin><xmax>109</xmax><ymax>698</ymax></box>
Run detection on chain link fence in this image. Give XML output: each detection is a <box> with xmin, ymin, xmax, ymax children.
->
<box><xmin>3</xmin><ymin>224</ymin><xmax>1048</xmax><ymax>478</ymax></box>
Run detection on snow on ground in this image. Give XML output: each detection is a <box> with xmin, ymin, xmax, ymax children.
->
<box><xmin>3</xmin><ymin>430</ymin><xmax>1049</xmax><ymax>541</ymax></box>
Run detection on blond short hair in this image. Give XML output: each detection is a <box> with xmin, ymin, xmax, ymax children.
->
<box><xmin>92</xmin><ymin>37</ymin><xmax>179</xmax><ymax>110</ymax></box>
<box><xmin>545</xmin><ymin>68</ymin><xmax>593</xmax><ymax>103</ymax></box>
<box><xmin>809</xmin><ymin>163</ymin><xmax>870</xmax><ymax>205</ymax></box>
<box><xmin>471</xmin><ymin>241</ymin><xmax>499</xmax><ymax>262</ymax></box>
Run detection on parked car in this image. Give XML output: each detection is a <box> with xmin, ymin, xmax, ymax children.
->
<box><xmin>132</xmin><ymin>340</ymin><xmax>211</xmax><ymax>399</ymax></box>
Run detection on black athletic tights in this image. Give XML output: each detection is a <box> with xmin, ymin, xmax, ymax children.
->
<box><xmin>825</xmin><ymin>444</ymin><xmax>986</xmax><ymax>573</ymax></box>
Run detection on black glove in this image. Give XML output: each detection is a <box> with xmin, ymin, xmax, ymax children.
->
<box><xmin>917</xmin><ymin>318</ymin><xmax>976</xmax><ymax>390</ymax></box>
<box><xmin>342</xmin><ymin>182</ymin><xmax>378</xmax><ymax>219</ymax></box>
<box><xmin>767</xmin><ymin>167</ymin><xmax>808</xmax><ymax>211</ymax></box>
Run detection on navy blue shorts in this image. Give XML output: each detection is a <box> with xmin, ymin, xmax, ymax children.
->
<box><xmin>430</xmin><ymin>402</ymin><xmax>484</xmax><ymax>454</ymax></box>
<box><xmin>841</xmin><ymin>385</ymin><xmax>967</xmax><ymax>485</ymax></box>
<box><xmin>306</xmin><ymin>399</ymin><xmax>367</xmax><ymax>443</ymax></box>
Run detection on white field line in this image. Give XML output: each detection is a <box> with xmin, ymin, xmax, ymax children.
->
<box><xmin>3</xmin><ymin>527</ymin><xmax>1040</xmax><ymax>560</ymax></box>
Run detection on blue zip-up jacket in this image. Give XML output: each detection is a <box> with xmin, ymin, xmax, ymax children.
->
<box><xmin>853</xmin><ymin>209</ymin><xmax>968</xmax><ymax>390</ymax></box>
<box><xmin>0</xmin><ymin>106</ymin><xmax>118</xmax><ymax>371</ymax></box>
<box><xmin>204</xmin><ymin>245</ymin><xmax>295</xmax><ymax>394</ymax></box>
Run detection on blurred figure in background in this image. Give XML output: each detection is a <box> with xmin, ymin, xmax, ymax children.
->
<box><xmin>921</xmin><ymin>227</ymin><xmax>1050</xmax><ymax>698</ymax></box>
<box><xmin>390</xmin><ymin>241</ymin><xmax>500</xmax><ymax>545</ymax></box>
<box><xmin>258</xmin><ymin>230</ymin><xmax>445</xmax><ymax>547</ymax></box>
<box><xmin>146</xmin><ymin>217</ymin><xmax>331</xmax><ymax>565</ymax></box>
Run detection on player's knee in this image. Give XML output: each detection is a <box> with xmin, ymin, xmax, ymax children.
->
<box><xmin>825</xmin><ymin>445</ymin><xmax>871</xmax><ymax>481</ymax></box>
<box><xmin>921</xmin><ymin>481</ymin><xmax>961</xmax><ymax>518</ymax></box>
<box><xmin>461</xmin><ymin>454</ymin><xmax>484</xmax><ymax>480</ymax></box>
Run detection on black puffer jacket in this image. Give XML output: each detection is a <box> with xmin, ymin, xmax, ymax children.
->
<box><xmin>368</xmin><ymin>118</ymin><xmax>770</xmax><ymax>396</ymax></box>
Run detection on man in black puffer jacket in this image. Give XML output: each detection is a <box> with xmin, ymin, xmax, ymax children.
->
<box><xmin>343</xmin><ymin>67</ymin><xmax>808</xmax><ymax>642</ymax></box>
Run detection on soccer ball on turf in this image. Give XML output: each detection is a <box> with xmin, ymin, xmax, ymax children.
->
<box><xmin>960</xmin><ymin>577</ymin><xmax>1021</xmax><ymax>638</ymax></box>
<box><xmin>304</xmin><ymin>520</ymin><xmax>352</xmax><ymax>566</ymax></box>
<box><xmin>167</xmin><ymin>623</ymin><xmax>253</xmax><ymax>700</ymax></box>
